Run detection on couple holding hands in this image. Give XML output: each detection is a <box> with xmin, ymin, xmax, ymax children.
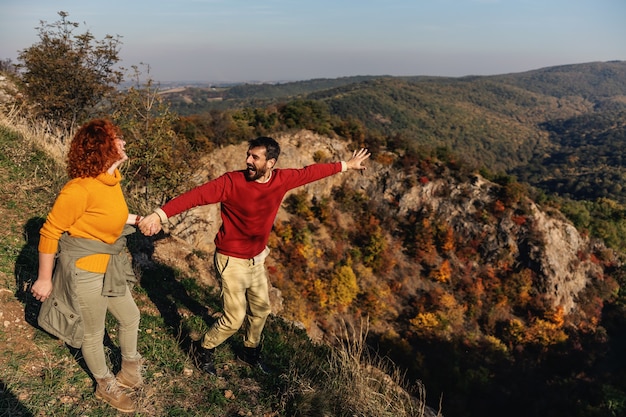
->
<box><xmin>30</xmin><ymin>118</ymin><xmax>370</xmax><ymax>413</ymax></box>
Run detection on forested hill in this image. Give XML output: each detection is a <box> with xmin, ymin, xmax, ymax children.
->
<box><xmin>158</xmin><ymin>129</ymin><xmax>626</xmax><ymax>417</ymax></box>
<box><xmin>489</xmin><ymin>60</ymin><xmax>626</xmax><ymax>98</ymax></box>
<box><xmin>165</xmin><ymin>61</ymin><xmax>626</xmax><ymax>109</ymax></box>
<box><xmin>163</xmin><ymin>61</ymin><xmax>626</xmax><ymax>204</ymax></box>
<box><xmin>154</xmin><ymin>61</ymin><xmax>626</xmax><ymax>416</ymax></box>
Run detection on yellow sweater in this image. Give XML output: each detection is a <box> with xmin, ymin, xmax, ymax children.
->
<box><xmin>38</xmin><ymin>170</ymin><xmax>129</xmax><ymax>273</ymax></box>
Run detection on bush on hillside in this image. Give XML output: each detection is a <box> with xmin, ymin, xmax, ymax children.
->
<box><xmin>17</xmin><ymin>11</ymin><xmax>123</xmax><ymax>129</ymax></box>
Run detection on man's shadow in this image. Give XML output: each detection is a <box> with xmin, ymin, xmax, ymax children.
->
<box><xmin>125</xmin><ymin>231</ymin><xmax>220</xmax><ymax>353</ymax></box>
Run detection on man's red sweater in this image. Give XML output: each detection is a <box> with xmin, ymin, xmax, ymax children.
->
<box><xmin>161</xmin><ymin>162</ymin><xmax>343</xmax><ymax>259</ymax></box>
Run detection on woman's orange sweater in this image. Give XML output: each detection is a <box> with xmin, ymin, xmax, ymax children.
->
<box><xmin>38</xmin><ymin>170</ymin><xmax>129</xmax><ymax>273</ymax></box>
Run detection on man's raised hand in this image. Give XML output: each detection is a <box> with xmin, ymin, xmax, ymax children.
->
<box><xmin>346</xmin><ymin>148</ymin><xmax>371</xmax><ymax>172</ymax></box>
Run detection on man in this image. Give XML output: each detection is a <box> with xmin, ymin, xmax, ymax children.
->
<box><xmin>140</xmin><ymin>136</ymin><xmax>370</xmax><ymax>374</ymax></box>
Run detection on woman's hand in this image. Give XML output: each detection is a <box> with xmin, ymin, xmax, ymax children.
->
<box><xmin>106</xmin><ymin>153</ymin><xmax>128</xmax><ymax>175</ymax></box>
<box><xmin>31</xmin><ymin>252</ymin><xmax>55</xmax><ymax>302</ymax></box>
<box><xmin>31</xmin><ymin>278</ymin><xmax>53</xmax><ymax>302</ymax></box>
<box><xmin>107</xmin><ymin>137</ymin><xmax>129</xmax><ymax>175</ymax></box>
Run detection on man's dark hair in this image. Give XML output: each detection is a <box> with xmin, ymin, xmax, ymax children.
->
<box><xmin>249</xmin><ymin>136</ymin><xmax>280</xmax><ymax>162</ymax></box>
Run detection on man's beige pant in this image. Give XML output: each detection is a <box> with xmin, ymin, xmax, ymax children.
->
<box><xmin>201</xmin><ymin>250</ymin><xmax>272</xmax><ymax>349</ymax></box>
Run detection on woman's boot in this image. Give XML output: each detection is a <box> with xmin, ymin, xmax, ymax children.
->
<box><xmin>116</xmin><ymin>355</ymin><xmax>145</xmax><ymax>389</ymax></box>
<box><xmin>95</xmin><ymin>372</ymin><xmax>135</xmax><ymax>413</ymax></box>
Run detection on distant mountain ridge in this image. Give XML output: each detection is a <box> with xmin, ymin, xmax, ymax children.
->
<box><xmin>162</xmin><ymin>61</ymin><xmax>626</xmax><ymax>203</ymax></box>
<box><xmin>488</xmin><ymin>60</ymin><xmax>626</xmax><ymax>98</ymax></box>
<box><xmin>162</xmin><ymin>60</ymin><xmax>626</xmax><ymax>108</ymax></box>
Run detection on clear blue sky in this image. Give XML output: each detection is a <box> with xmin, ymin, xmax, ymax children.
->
<box><xmin>1</xmin><ymin>0</ymin><xmax>625</xmax><ymax>83</ymax></box>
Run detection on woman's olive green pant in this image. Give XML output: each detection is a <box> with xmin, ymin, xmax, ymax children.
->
<box><xmin>75</xmin><ymin>268</ymin><xmax>140</xmax><ymax>379</ymax></box>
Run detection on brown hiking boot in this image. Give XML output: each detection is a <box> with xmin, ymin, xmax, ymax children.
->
<box><xmin>95</xmin><ymin>373</ymin><xmax>135</xmax><ymax>413</ymax></box>
<box><xmin>117</xmin><ymin>356</ymin><xmax>145</xmax><ymax>389</ymax></box>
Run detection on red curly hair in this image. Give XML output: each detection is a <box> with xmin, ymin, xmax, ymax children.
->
<box><xmin>67</xmin><ymin>119</ymin><xmax>123</xmax><ymax>178</ymax></box>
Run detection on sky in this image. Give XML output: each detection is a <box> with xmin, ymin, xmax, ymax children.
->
<box><xmin>1</xmin><ymin>0</ymin><xmax>625</xmax><ymax>83</ymax></box>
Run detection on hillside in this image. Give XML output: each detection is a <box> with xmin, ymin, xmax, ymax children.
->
<box><xmin>155</xmin><ymin>61</ymin><xmax>626</xmax><ymax>415</ymax></box>
<box><xmin>0</xmin><ymin>117</ymin><xmax>435</xmax><ymax>416</ymax></box>
<box><xmin>162</xmin><ymin>61</ymin><xmax>626</xmax><ymax>203</ymax></box>
<box><xmin>4</xmin><ymin>116</ymin><xmax>625</xmax><ymax>416</ymax></box>
<box><xmin>3</xmin><ymin>61</ymin><xmax>626</xmax><ymax>417</ymax></box>
<box><xmin>161</xmin><ymin>130</ymin><xmax>626</xmax><ymax>417</ymax></box>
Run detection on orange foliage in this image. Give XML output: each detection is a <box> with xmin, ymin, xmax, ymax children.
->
<box><xmin>313</xmin><ymin>278</ymin><xmax>329</xmax><ymax>309</ymax></box>
<box><xmin>430</xmin><ymin>259</ymin><xmax>452</xmax><ymax>283</ymax></box>
<box><xmin>512</xmin><ymin>214</ymin><xmax>526</xmax><ymax>226</ymax></box>
<box><xmin>493</xmin><ymin>199</ymin><xmax>506</xmax><ymax>213</ymax></box>
<box><xmin>416</xmin><ymin>218</ymin><xmax>438</xmax><ymax>266</ymax></box>
<box><xmin>409</xmin><ymin>312</ymin><xmax>441</xmax><ymax>335</ymax></box>
<box><xmin>375</xmin><ymin>152</ymin><xmax>395</xmax><ymax>166</ymax></box>
<box><xmin>545</xmin><ymin>306</ymin><xmax>565</xmax><ymax>328</ymax></box>
<box><xmin>525</xmin><ymin>318</ymin><xmax>568</xmax><ymax>346</ymax></box>
<box><xmin>441</xmin><ymin>226</ymin><xmax>455</xmax><ymax>252</ymax></box>
<box><xmin>503</xmin><ymin>317</ymin><xmax>568</xmax><ymax>347</ymax></box>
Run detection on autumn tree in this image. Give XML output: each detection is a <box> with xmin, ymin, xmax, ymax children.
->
<box><xmin>279</xmin><ymin>99</ymin><xmax>332</xmax><ymax>134</ymax></box>
<box><xmin>17</xmin><ymin>11</ymin><xmax>123</xmax><ymax>129</ymax></box>
<box><xmin>284</xmin><ymin>191</ymin><xmax>315</xmax><ymax>221</ymax></box>
<box><xmin>328</xmin><ymin>264</ymin><xmax>359</xmax><ymax>309</ymax></box>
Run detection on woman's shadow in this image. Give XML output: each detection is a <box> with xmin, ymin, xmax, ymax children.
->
<box><xmin>14</xmin><ymin>217</ymin><xmax>119</xmax><ymax>374</ymax></box>
<box><xmin>14</xmin><ymin>217</ymin><xmax>45</xmax><ymax>325</ymax></box>
<box><xmin>14</xmin><ymin>218</ymin><xmax>220</xmax><ymax>370</ymax></box>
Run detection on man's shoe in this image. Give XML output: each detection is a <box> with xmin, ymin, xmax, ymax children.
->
<box><xmin>238</xmin><ymin>346</ymin><xmax>270</xmax><ymax>374</ymax></box>
<box><xmin>192</xmin><ymin>342</ymin><xmax>216</xmax><ymax>375</ymax></box>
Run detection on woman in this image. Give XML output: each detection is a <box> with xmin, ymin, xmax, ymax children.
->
<box><xmin>31</xmin><ymin>118</ymin><xmax>144</xmax><ymax>413</ymax></box>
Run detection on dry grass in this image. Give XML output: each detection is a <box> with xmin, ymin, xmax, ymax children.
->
<box><xmin>325</xmin><ymin>319</ymin><xmax>439</xmax><ymax>417</ymax></box>
<box><xmin>0</xmin><ymin>103</ymin><xmax>69</xmax><ymax>166</ymax></box>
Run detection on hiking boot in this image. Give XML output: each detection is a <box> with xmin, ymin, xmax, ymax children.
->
<box><xmin>192</xmin><ymin>342</ymin><xmax>216</xmax><ymax>375</ymax></box>
<box><xmin>95</xmin><ymin>372</ymin><xmax>135</xmax><ymax>413</ymax></box>
<box><xmin>238</xmin><ymin>345</ymin><xmax>270</xmax><ymax>374</ymax></box>
<box><xmin>116</xmin><ymin>355</ymin><xmax>145</xmax><ymax>389</ymax></box>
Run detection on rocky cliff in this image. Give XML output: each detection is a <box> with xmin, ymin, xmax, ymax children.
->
<box><xmin>153</xmin><ymin>130</ymin><xmax>617</xmax><ymax>336</ymax></box>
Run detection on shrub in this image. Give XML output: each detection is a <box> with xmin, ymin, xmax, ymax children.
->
<box><xmin>17</xmin><ymin>11</ymin><xmax>123</xmax><ymax>128</ymax></box>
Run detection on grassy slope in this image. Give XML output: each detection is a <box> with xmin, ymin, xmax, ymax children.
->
<box><xmin>0</xmin><ymin>120</ymin><xmax>428</xmax><ymax>416</ymax></box>
<box><xmin>0</xmin><ymin>122</ymin><xmax>278</xmax><ymax>416</ymax></box>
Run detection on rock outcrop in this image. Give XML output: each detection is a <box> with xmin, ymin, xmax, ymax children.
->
<box><xmin>156</xmin><ymin>130</ymin><xmax>615</xmax><ymax>327</ymax></box>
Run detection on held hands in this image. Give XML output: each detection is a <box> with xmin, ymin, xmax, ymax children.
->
<box><xmin>139</xmin><ymin>213</ymin><xmax>163</xmax><ymax>236</ymax></box>
<box><xmin>346</xmin><ymin>148</ymin><xmax>371</xmax><ymax>172</ymax></box>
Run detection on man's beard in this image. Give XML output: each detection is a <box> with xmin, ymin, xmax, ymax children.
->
<box><xmin>245</xmin><ymin>164</ymin><xmax>267</xmax><ymax>181</ymax></box>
